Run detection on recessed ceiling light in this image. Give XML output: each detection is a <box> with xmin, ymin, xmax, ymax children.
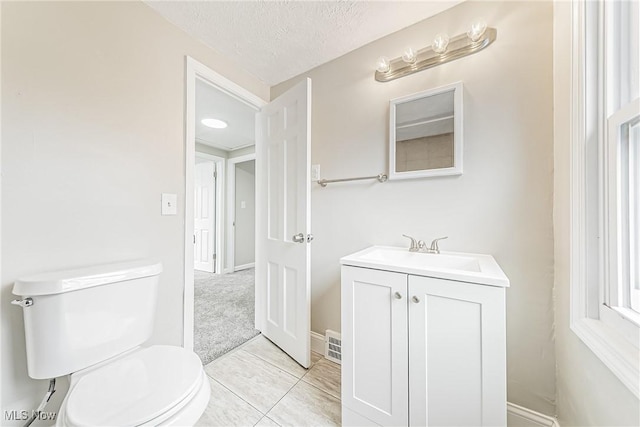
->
<box><xmin>201</xmin><ymin>118</ymin><xmax>228</xmax><ymax>129</ymax></box>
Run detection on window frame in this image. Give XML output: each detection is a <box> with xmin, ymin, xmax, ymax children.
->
<box><xmin>604</xmin><ymin>100</ymin><xmax>640</xmax><ymax>334</ymax></box>
<box><xmin>569</xmin><ymin>0</ymin><xmax>640</xmax><ymax>398</ymax></box>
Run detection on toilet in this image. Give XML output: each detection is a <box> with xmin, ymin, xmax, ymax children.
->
<box><xmin>12</xmin><ymin>260</ymin><xmax>210</xmax><ymax>426</ymax></box>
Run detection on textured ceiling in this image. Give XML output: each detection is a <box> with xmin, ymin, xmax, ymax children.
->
<box><xmin>145</xmin><ymin>1</ymin><xmax>463</xmax><ymax>85</ymax></box>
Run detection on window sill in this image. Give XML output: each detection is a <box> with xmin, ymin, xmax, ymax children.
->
<box><xmin>571</xmin><ymin>317</ymin><xmax>640</xmax><ymax>398</ymax></box>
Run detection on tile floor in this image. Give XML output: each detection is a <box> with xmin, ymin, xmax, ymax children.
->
<box><xmin>197</xmin><ymin>334</ymin><xmax>342</xmax><ymax>427</ymax></box>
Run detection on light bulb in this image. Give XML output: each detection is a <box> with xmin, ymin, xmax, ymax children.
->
<box><xmin>201</xmin><ymin>118</ymin><xmax>228</xmax><ymax>129</ymax></box>
<box><xmin>402</xmin><ymin>47</ymin><xmax>417</xmax><ymax>64</ymax></box>
<box><xmin>467</xmin><ymin>19</ymin><xmax>487</xmax><ymax>42</ymax></box>
<box><xmin>431</xmin><ymin>33</ymin><xmax>450</xmax><ymax>54</ymax></box>
<box><xmin>376</xmin><ymin>56</ymin><xmax>390</xmax><ymax>73</ymax></box>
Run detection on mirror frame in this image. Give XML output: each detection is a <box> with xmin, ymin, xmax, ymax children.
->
<box><xmin>389</xmin><ymin>81</ymin><xmax>463</xmax><ymax>180</ymax></box>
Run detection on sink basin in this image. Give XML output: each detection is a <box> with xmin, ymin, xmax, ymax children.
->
<box><xmin>340</xmin><ymin>246</ymin><xmax>509</xmax><ymax>287</ymax></box>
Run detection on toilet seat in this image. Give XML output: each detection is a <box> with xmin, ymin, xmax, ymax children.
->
<box><xmin>58</xmin><ymin>345</ymin><xmax>209</xmax><ymax>426</ymax></box>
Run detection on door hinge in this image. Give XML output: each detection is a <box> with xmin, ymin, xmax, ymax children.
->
<box><xmin>193</xmin><ymin>235</ymin><xmax>196</xmax><ymax>244</ymax></box>
<box><xmin>214</xmin><ymin>170</ymin><xmax>217</xmax><ymax>180</ymax></box>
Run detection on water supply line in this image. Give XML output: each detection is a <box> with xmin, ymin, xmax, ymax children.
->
<box><xmin>23</xmin><ymin>378</ymin><xmax>56</xmax><ymax>427</ymax></box>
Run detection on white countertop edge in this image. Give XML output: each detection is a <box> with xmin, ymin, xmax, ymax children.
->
<box><xmin>340</xmin><ymin>246</ymin><xmax>510</xmax><ymax>288</ymax></box>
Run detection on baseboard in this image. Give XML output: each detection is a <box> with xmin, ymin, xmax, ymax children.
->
<box><xmin>507</xmin><ymin>402</ymin><xmax>559</xmax><ymax>427</ymax></box>
<box><xmin>234</xmin><ymin>263</ymin><xmax>255</xmax><ymax>271</ymax></box>
<box><xmin>310</xmin><ymin>331</ymin><xmax>325</xmax><ymax>355</ymax></box>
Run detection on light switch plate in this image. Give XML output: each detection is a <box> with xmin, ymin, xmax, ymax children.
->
<box><xmin>161</xmin><ymin>193</ymin><xmax>177</xmax><ymax>215</ymax></box>
<box><xmin>311</xmin><ymin>164</ymin><xmax>320</xmax><ymax>181</ymax></box>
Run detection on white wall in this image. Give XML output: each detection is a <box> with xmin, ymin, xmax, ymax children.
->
<box><xmin>0</xmin><ymin>0</ymin><xmax>268</xmax><ymax>418</ymax></box>
<box><xmin>234</xmin><ymin>160</ymin><xmax>256</xmax><ymax>267</ymax></box>
<box><xmin>552</xmin><ymin>2</ymin><xmax>640</xmax><ymax>425</ymax></box>
<box><xmin>273</xmin><ymin>0</ymin><xmax>556</xmax><ymax>416</ymax></box>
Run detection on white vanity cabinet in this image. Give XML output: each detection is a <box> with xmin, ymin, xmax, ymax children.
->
<box><xmin>340</xmin><ymin>246</ymin><xmax>509</xmax><ymax>427</ymax></box>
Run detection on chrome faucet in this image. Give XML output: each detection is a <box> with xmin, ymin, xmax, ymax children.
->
<box><xmin>402</xmin><ymin>234</ymin><xmax>420</xmax><ymax>252</ymax></box>
<box><xmin>427</xmin><ymin>236</ymin><xmax>448</xmax><ymax>254</ymax></box>
<box><xmin>403</xmin><ymin>235</ymin><xmax>448</xmax><ymax>254</ymax></box>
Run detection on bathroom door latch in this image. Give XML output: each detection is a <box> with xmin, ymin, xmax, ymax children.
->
<box><xmin>293</xmin><ymin>233</ymin><xmax>314</xmax><ymax>243</ymax></box>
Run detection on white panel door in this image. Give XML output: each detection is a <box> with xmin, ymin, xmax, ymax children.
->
<box><xmin>341</xmin><ymin>266</ymin><xmax>409</xmax><ymax>426</ymax></box>
<box><xmin>256</xmin><ymin>78</ymin><xmax>312</xmax><ymax>367</ymax></box>
<box><xmin>408</xmin><ymin>275</ymin><xmax>506</xmax><ymax>427</ymax></box>
<box><xmin>194</xmin><ymin>161</ymin><xmax>215</xmax><ymax>273</ymax></box>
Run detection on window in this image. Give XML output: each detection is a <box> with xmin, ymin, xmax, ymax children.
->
<box><xmin>630</xmin><ymin>120</ymin><xmax>640</xmax><ymax>312</ymax></box>
<box><xmin>607</xmin><ymin>102</ymin><xmax>640</xmax><ymax>322</ymax></box>
<box><xmin>570</xmin><ymin>0</ymin><xmax>640</xmax><ymax>397</ymax></box>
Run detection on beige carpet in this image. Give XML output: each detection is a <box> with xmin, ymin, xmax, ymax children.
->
<box><xmin>194</xmin><ymin>268</ymin><xmax>260</xmax><ymax>365</ymax></box>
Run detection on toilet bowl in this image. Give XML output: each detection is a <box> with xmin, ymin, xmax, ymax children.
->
<box><xmin>56</xmin><ymin>346</ymin><xmax>211</xmax><ymax>427</ymax></box>
<box><xmin>12</xmin><ymin>261</ymin><xmax>209</xmax><ymax>426</ymax></box>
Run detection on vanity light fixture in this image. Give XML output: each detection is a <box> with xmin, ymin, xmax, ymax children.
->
<box><xmin>201</xmin><ymin>118</ymin><xmax>228</xmax><ymax>129</ymax></box>
<box><xmin>431</xmin><ymin>33</ymin><xmax>450</xmax><ymax>54</ymax></box>
<box><xmin>374</xmin><ymin>20</ymin><xmax>497</xmax><ymax>82</ymax></box>
<box><xmin>467</xmin><ymin>19</ymin><xmax>487</xmax><ymax>42</ymax></box>
<box><xmin>402</xmin><ymin>47</ymin><xmax>417</xmax><ymax>64</ymax></box>
<box><xmin>376</xmin><ymin>56</ymin><xmax>391</xmax><ymax>73</ymax></box>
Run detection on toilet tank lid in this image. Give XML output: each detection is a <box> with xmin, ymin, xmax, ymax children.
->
<box><xmin>13</xmin><ymin>260</ymin><xmax>163</xmax><ymax>296</ymax></box>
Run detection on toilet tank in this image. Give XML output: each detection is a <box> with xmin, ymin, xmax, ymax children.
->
<box><xmin>12</xmin><ymin>260</ymin><xmax>162</xmax><ymax>379</ymax></box>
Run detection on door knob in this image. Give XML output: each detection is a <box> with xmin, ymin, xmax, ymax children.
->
<box><xmin>412</xmin><ymin>296</ymin><xmax>420</xmax><ymax>303</ymax></box>
<box><xmin>306</xmin><ymin>234</ymin><xmax>314</xmax><ymax>243</ymax></box>
<box><xmin>394</xmin><ymin>292</ymin><xmax>402</xmax><ymax>300</ymax></box>
<box><xmin>292</xmin><ymin>233</ymin><xmax>305</xmax><ymax>243</ymax></box>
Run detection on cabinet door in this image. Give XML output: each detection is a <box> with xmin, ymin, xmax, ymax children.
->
<box><xmin>342</xmin><ymin>266</ymin><xmax>408</xmax><ymax>426</ymax></box>
<box><xmin>408</xmin><ymin>275</ymin><xmax>506</xmax><ymax>427</ymax></box>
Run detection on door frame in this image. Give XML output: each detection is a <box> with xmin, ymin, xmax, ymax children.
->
<box><xmin>184</xmin><ymin>56</ymin><xmax>266</xmax><ymax>351</ymax></box>
<box><xmin>227</xmin><ymin>153</ymin><xmax>256</xmax><ymax>272</ymax></box>
<box><xmin>194</xmin><ymin>152</ymin><xmax>225</xmax><ymax>274</ymax></box>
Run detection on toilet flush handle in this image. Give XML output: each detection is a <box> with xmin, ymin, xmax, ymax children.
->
<box><xmin>11</xmin><ymin>297</ymin><xmax>34</xmax><ymax>308</ymax></box>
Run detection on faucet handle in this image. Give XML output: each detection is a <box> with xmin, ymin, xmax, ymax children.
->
<box><xmin>429</xmin><ymin>236</ymin><xmax>448</xmax><ymax>253</ymax></box>
<box><xmin>402</xmin><ymin>234</ymin><xmax>419</xmax><ymax>252</ymax></box>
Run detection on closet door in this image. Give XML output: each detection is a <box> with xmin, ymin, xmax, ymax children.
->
<box><xmin>408</xmin><ymin>275</ymin><xmax>506</xmax><ymax>427</ymax></box>
<box><xmin>341</xmin><ymin>266</ymin><xmax>408</xmax><ymax>426</ymax></box>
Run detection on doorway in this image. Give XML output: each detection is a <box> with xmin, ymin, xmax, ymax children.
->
<box><xmin>184</xmin><ymin>58</ymin><xmax>266</xmax><ymax>363</ymax></box>
<box><xmin>228</xmin><ymin>155</ymin><xmax>256</xmax><ymax>272</ymax></box>
<box><xmin>184</xmin><ymin>58</ymin><xmax>313</xmax><ymax>369</ymax></box>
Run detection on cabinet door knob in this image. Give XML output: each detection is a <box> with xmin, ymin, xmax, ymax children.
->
<box><xmin>394</xmin><ymin>292</ymin><xmax>402</xmax><ymax>299</ymax></box>
<box><xmin>412</xmin><ymin>296</ymin><xmax>420</xmax><ymax>303</ymax></box>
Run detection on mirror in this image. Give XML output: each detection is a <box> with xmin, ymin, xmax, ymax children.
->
<box><xmin>389</xmin><ymin>82</ymin><xmax>463</xmax><ymax>180</ymax></box>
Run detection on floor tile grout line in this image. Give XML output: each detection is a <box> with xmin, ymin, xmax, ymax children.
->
<box><xmin>299</xmin><ymin>375</ymin><xmax>341</xmax><ymax>400</ymax></box>
<box><xmin>204</xmin><ymin>336</ymin><xmax>339</xmax><ymax>424</ymax></box>
<box><xmin>240</xmin><ymin>336</ymin><xmax>326</xmax><ymax>380</ymax></box>
<box><xmin>253</xmin><ymin>414</ymin><xmax>281</xmax><ymax>427</ymax></box>
<box><xmin>241</xmin><ymin>348</ymin><xmax>307</xmax><ymax>379</ymax></box>
<box><xmin>298</xmin><ymin>378</ymin><xmax>342</xmax><ymax>402</ymax></box>
<box><xmin>262</xmin><ymin>370</ymin><xmax>306</xmax><ymax>421</ymax></box>
<box><xmin>263</xmin><ymin>372</ymin><xmax>341</xmax><ymax>426</ymax></box>
<box><xmin>235</xmin><ymin>348</ymin><xmax>300</xmax><ymax>382</ymax></box>
<box><xmin>203</xmin><ymin>334</ymin><xmax>263</xmax><ymax>369</ymax></box>
<box><xmin>209</xmin><ymin>376</ymin><xmax>269</xmax><ymax>418</ymax></box>
<box><xmin>205</xmin><ymin>347</ymin><xmax>301</xmax><ymax>418</ymax></box>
